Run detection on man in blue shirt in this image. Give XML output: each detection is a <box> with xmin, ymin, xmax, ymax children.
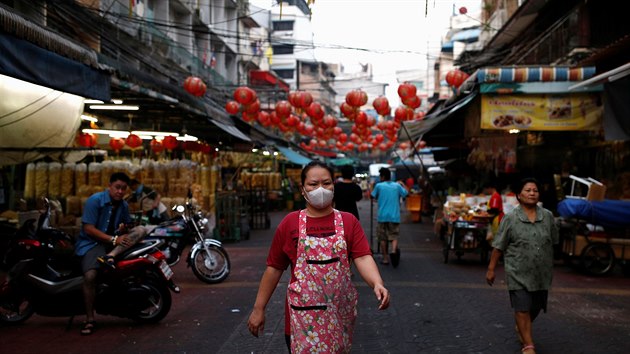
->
<box><xmin>75</xmin><ymin>172</ymin><xmax>136</xmax><ymax>335</ymax></box>
<box><xmin>371</xmin><ymin>167</ymin><xmax>408</xmax><ymax>267</ymax></box>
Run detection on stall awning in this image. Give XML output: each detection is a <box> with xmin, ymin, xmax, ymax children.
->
<box><xmin>210</xmin><ymin>119</ymin><xmax>251</xmax><ymax>142</ymax></box>
<box><xmin>399</xmin><ymin>92</ymin><xmax>478</xmax><ymax>142</ymax></box>
<box><xmin>452</xmin><ymin>28</ymin><xmax>481</xmax><ymax>43</ymax></box>
<box><xmin>277</xmin><ymin>146</ymin><xmax>312</xmax><ymax>165</ymax></box>
<box><xmin>568</xmin><ymin>62</ymin><xmax>630</xmax><ymax>91</ymax></box>
<box><xmin>249</xmin><ymin>70</ymin><xmax>290</xmax><ymax>93</ymax></box>
<box><xmin>478</xmin><ymin>66</ymin><xmax>600</xmax><ymax>94</ymax></box>
<box><xmin>0</xmin><ymin>33</ymin><xmax>110</xmax><ymax>101</ymax></box>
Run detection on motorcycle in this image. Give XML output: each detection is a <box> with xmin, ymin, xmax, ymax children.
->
<box><xmin>0</xmin><ymin>199</ymin><xmax>176</xmax><ymax>325</ymax></box>
<box><xmin>142</xmin><ymin>192</ymin><xmax>230</xmax><ymax>284</ymax></box>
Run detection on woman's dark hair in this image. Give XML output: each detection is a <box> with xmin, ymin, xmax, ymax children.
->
<box><xmin>301</xmin><ymin>161</ymin><xmax>334</xmax><ymax>185</ymax></box>
<box><xmin>340</xmin><ymin>165</ymin><xmax>354</xmax><ymax>180</ymax></box>
<box><xmin>110</xmin><ymin>172</ymin><xmax>130</xmax><ymax>185</ymax></box>
<box><xmin>514</xmin><ymin>177</ymin><xmax>540</xmax><ymax>200</ymax></box>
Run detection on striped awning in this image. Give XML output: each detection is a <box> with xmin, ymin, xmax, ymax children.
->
<box><xmin>478</xmin><ymin>66</ymin><xmax>597</xmax><ymax>83</ymax></box>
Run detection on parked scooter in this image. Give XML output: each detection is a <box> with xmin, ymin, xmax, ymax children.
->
<box><xmin>142</xmin><ymin>191</ymin><xmax>230</xmax><ymax>284</ymax></box>
<box><xmin>0</xmin><ymin>199</ymin><xmax>177</xmax><ymax>325</ymax></box>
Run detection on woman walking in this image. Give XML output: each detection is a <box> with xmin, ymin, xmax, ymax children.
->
<box><xmin>248</xmin><ymin>161</ymin><xmax>390</xmax><ymax>353</ymax></box>
<box><xmin>486</xmin><ymin>177</ymin><xmax>559</xmax><ymax>354</ymax></box>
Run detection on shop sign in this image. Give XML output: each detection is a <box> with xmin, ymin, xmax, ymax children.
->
<box><xmin>481</xmin><ymin>93</ymin><xmax>603</xmax><ymax>131</ymax></box>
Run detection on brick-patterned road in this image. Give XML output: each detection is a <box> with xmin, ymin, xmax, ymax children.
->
<box><xmin>2</xmin><ymin>199</ymin><xmax>630</xmax><ymax>353</ymax></box>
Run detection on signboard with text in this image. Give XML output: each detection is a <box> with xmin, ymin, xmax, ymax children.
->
<box><xmin>481</xmin><ymin>93</ymin><xmax>603</xmax><ymax>131</ymax></box>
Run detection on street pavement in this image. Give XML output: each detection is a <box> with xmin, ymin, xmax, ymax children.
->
<box><xmin>2</xmin><ymin>198</ymin><xmax>630</xmax><ymax>353</ymax></box>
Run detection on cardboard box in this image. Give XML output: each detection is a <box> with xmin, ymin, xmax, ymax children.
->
<box><xmin>567</xmin><ymin>175</ymin><xmax>606</xmax><ymax>201</ymax></box>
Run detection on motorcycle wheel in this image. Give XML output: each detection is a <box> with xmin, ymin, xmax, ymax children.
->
<box><xmin>0</xmin><ymin>295</ymin><xmax>34</xmax><ymax>324</ymax></box>
<box><xmin>129</xmin><ymin>280</ymin><xmax>172</xmax><ymax>324</ymax></box>
<box><xmin>190</xmin><ymin>244</ymin><xmax>230</xmax><ymax>284</ymax></box>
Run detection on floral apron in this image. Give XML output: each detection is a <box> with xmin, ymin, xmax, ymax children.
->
<box><xmin>288</xmin><ymin>209</ymin><xmax>358</xmax><ymax>354</ymax></box>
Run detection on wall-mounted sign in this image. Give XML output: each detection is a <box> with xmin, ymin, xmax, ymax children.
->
<box><xmin>481</xmin><ymin>93</ymin><xmax>603</xmax><ymax>131</ymax></box>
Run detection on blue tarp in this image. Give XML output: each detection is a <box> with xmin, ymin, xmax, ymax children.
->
<box><xmin>0</xmin><ymin>33</ymin><xmax>110</xmax><ymax>101</ymax></box>
<box><xmin>277</xmin><ymin>146</ymin><xmax>312</xmax><ymax>165</ymax></box>
<box><xmin>557</xmin><ymin>198</ymin><xmax>630</xmax><ymax>228</ymax></box>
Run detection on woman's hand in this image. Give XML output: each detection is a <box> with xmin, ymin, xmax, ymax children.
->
<box><xmin>247</xmin><ymin>307</ymin><xmax>265</xmax><ymax>337</ymax></box>
<box><xmin>486</xmin><ymin>269</ymin><xmax>495</xmax><ymax>286</ymax></box>
<box><xmin>374</xmin><ymin>283</ymin><xmax>390</xmax><ymax>310</ymax></box>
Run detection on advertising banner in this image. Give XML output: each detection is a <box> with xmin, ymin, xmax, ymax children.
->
<box><xmin>481</xmin><ymin>93</ymin><xmax>603</xmax><ymax>131</ymax></box>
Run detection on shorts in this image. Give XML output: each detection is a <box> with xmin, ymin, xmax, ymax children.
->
<box><xmin>509</xmin><ymin>289</ymin><xmax>548</xmax><ymax>314</ymax></box>
<box><xmin>80</xmin><ymin>244</ymin><xmax>109</xmax><ymax>273</ymax></box>
<box><xmin>377</xmin><ymin>222</ymin><xmax>400</xmax><ymax>242</ymax></box>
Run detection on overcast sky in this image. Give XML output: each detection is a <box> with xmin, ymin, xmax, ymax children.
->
<box><xmin>251</xmin><ymin>0</ymin><xmax>482</xmax><ymax>105</ymax></box>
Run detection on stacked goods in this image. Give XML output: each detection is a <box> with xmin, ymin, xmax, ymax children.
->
<box><xmin>88</xmin><ymin>162</ymin><xmax>101</xmax><ymax>189</ymax></box>
<box><xmin>48</xmin><ymin>162</ymin><xmax>62</xmax><ymax>198</ymax></box>
<box><xmin>24</xmin><ymin>163</ymin><xmax>36</xmax><ymax>199</ymax></box>
<box><xmin>101</xmin><ymin>160</ymin><xmax>114</xmax><ymax>186</ymax></box>
<box><xmin>200</xmin><ymin>165</ymin><xmax>211</xmax><ymax>197</ymax></box>
<box><xmin>61</xmin><ymin>163</ymin><xmax>75</xmax><ymax>197</ymax></box>
<box><xmin>270</xmin><ymin>172</ymin><xmax>282</xmax><ymax>190</ymax></box>
<box><xmin>75</xmin><ymin>163</ymin><xmax>87</xmax><ymax>193</ymax></box>
<box><xmin>34</xmin><ymin>161</ymin><xmax>49</xmax><ymax>198</ymax></box>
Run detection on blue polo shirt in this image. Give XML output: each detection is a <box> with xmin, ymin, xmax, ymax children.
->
<box><xmin>371</xmin><ymin>181</ymin><xmax>408</xmax><ymax>223</ymax></box>
<box><xmin>75</xmin><ymin>190</ymin><xmax>132</xmax><ymax>256</ymax></box>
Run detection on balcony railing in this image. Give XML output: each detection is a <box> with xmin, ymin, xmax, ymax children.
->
<box><xmin>140</xmin><ymin>21</ymin><xmax>230</xmax><ymax>86</ymax></box>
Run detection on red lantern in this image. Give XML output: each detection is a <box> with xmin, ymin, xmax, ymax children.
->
<box><xmin>125</xmin><ymin>134</ymin><xmax>142</xmax><ymax>149</ymax></box>
<box><xmin>355</xmin><ymin>111</ymin><xmax>367</xmax><ymax>125</ymax></box>
<box><xmin>340</xmin><ymin>102</ymin><xmax>356</xmax><ymax>119</ymax></box>
<box><xmin>459</xmin><ymin>6</ymin><xmax>468</xmax><ymax>14</ymax></box>
<box><xmin>225</xmin><ymin>100</ymin><xmax>240</xmax><ymax>115</ymax></box>
<box><xmin>245</xmin><ymin>99</ymin><xmax>261</xmax><ymax>114</ymax></box>
<box><xmin>345</xmin><ymin>89</ymin><xmax>368</xmax><ymax>107</ymax></box>
<box><xmin>417</xmin><ymin>140</ymin><xmax>427</xmax><ymax>149</ymax></box>
<box><xmin>414</xmin><ymin>111</ymin><xmax>426</xmax><ymax>120</ymax></box>
<box><xmin>257</xmin><ymin>111</ymin><xmax>271</xmax><ymax>126</ymax></box>
<box><xmin>394</xmin><ymin>106</ymin><xmax>413</xmax><ymax>122</ymax></box>
<box><xmin>162</xmin><ymin>135</ymin><xmax>178</xmax><ymax>151</ymax></box>
<box><xmin>150</xmin><ymin>139</ymin><xmax>164</xmax><ymax>154</ymax></box>
<box><xmin>399</xmin><ymin>142</ymin><xmax>409</xmax><ymax>150</ymax></box>
<box><xmin>293</xmin><ymin>91</ymin><xmax>313</xmax><ymax>109</ymax></box>
<box><xmin>233</xmin><ymin>86</ymin><xmax>257</xmax><ymax>105</ymax></box>
<box><xmin>77</xmin><ymin>132</ymin><xmax>97</xmax><ymax>148</ymax></box>
<box><xmin>397</xmin><ymin>82</ymin><xmax>417</xmax><ymax>100</ymax></box>
<box><xmin>184</xmin><ymin>76</ymin><xmax>207</xmax><ymax>97</ymax></box>
<box><xmin>372</xmin><ymin>96</ymin><xmax>390</xmax><ymax>115</ymax></box>
<box><xmin>109</xmin><ymin>138</ymin><xmax>125</xmax><ymax>152</ymax></box>
<box><xmin>242</xmin><ymin>111</ymin><xmax>257</xmax><ymax>122</ymax></box>
<box><xmin>306</xmin><ymin>102</ymin><xmax>325</xmax><ymax>120</ymax></box>
<box><xmin>402</xmin><ymin>95</ymin><xmax>422</xmax><ymax>109</ymax></box>
<box><xmin>275</xmin><ymin>100</ymin><xmax>292</xmax><ymax>119</ymax></box>
<box><xmin>339</xmin><ymin>133</ymin><xmax>348</xmax><ymax>143</ymax></box>
<box><xmin>345</xmin><ymin>142</ymin><xmax>355</xmax><ymax>150</ymax></box>
<box><xmin>288</xmin><ymin>91</ymin><xmax>299</xmax><ymax>107</ymax></box>
<box><xmin>378</xmin><ymin>143</ymin><xmax>388</xmax><ymax>152</ymax></box>
<box><xmin>445</xmin><ymin>69</ymin><xmax>470</xmax><ymax>88</ymax></box>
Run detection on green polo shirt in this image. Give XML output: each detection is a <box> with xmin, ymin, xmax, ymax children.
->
<box><xmin>492</xmin><ymin>205</ymin><xmax>559</xmax><ymax>291</ymax></box>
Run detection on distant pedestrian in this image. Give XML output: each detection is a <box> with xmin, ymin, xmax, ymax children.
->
<box><xmin>247</xmin><ymin>161</ymin><xmax>390</xmax><ymax>353</ymax></box>
<box><xmin>486</xmin><ymin>177</ymin><xmax>559</xmax><ymax>354</ymax></box>
<box><xmin>371</xmin><ymin>167</ymin><xmax>408</xmax><ymax>267</ymax></box>
<box><xmin>333</xmin><ymin>165</ymin><xmax>363</xmax><ymax>220</ymax></box>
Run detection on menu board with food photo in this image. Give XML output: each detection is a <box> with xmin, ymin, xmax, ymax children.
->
<box><xmin>481</xmin><ymin>93</ymin><xmax>602</xmax><ymax>131</ymax></box>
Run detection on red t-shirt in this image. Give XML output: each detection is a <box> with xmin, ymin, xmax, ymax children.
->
<box><xmin>266</xmin><ymin>210</ymin><xmax>372</xmax><ymax>334</ymax></box>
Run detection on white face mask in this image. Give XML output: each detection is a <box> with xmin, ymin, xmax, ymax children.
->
<box><xmin>304</xmin><ymin>186</ymin><xmax>334</xmax><ymax>209</ymax></box>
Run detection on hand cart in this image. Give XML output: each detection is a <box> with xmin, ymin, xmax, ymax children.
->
<box><xmin>443</xmin><ymin>219</ymin><xmax>491</xmax><ymax>264</ymax></box>
<box><xmin>557</xmin><ymin>198</ymin><xmax>630</xmax><ymax>276</ymax></box>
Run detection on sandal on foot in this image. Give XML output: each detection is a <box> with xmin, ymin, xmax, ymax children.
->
<box><xmin>80</xmin><ymin>321</ymin><xmax>96</xmax><ymax>335</ymax></box>
<box><xmin>97</xmin><ymin>255</ymin><xmax>116</xmax><ymax>269</ymax></box>
<box><xmin>521</xmin><ymin>344</ymin><xmax>536</xmax><ymax>354</ymax></box>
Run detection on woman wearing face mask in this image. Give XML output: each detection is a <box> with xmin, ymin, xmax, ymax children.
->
<box><xmin>248</xmin><ymin>161</ymin><xmax>390</xmax><ymax>353</ymax></box>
